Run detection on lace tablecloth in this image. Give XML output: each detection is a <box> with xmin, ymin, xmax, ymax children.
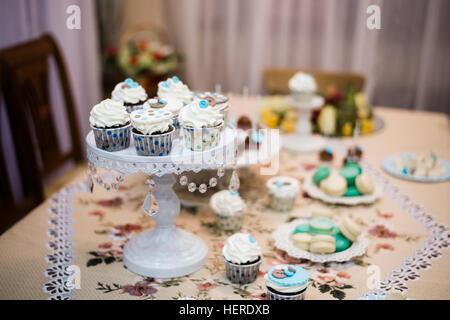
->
<box><xmin>0</xmin><ymin>105</ymin><xmax>449</xmax><ymax>300</ymax></box>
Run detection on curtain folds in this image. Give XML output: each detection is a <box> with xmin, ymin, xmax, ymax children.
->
<box><xmin>165</xmin><ymin>0</ymin><xmax>449</xmax><ymax>113</ymax></box>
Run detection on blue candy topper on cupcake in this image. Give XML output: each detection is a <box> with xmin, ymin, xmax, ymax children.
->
<box><xmin>325</xmin><ymin>146</ymin><xmax>333</xmax><ymax>155</ymax></box>
<box><xmin>248</xmin><ymin>235</ymin><xmax>256</xmax><ymax>243</ymax></box>
<box><xmin>268</xmin><ymin>265</ymin><xmax>309</xmax><ymax>287</ymax></box>
<box><xmin>199</xmin><ymin>99</ymin><xmax>209</xmax><ymax>109</ymax></box>
<box><xmin>123</xmin><ymin>78</ymin><xmax>138</xmax><ymax>88</ymax></box>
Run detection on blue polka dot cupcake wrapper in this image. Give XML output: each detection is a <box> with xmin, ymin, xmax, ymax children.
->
<box><xmin>216</xmin><ymin>212</ymin><xmax>242</xmax><ymax>232</ymax></box>
<box><xmin>92</xmin><ymin>124</ymin><xmax>131</xmax><ymax>152</ymax></box>
<box><xmin>266</xmin><ymin>287</ymin><xmax>307</xmax><ymax>300</ymax></box>
<box><xmin>172</xmin><ymin>115</ymin><xmax>180</xmax><ymax>129</ymax></box>
<box><xmin>132</xmin><ymin>129</ymin><xmax>173</xmax><ymax>156</ymax></box>
<box><xmin>183</xmin><ymin>123</ymin><xmax>223</xmax><ymax>152</ymax></box>
<box><xmin>268</xmin><ymin>194</ymin><xmax>296</xmax><ymax>212</ymax></box>
<box><xmin>125</xmin><ymin>104</ymin><xmax>144</xmax><ymax>114</ymax></box>
<box><xmin>224</xmin><ymin>257</ymin><xmax>261</xmax><ymax>285</ymax></box>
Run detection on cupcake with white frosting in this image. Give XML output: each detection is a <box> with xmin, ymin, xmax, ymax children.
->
<box><xmin>144</xmin><ymin>97</ymin><xmax>184</xmax><ymax>129</ymax></box>
<box><xmin>89</xmin><ymin>98</ymin><xmax>131</xmax><ymax>152</ymax></box>
<box><xmin>222</xmin><ymin>233</ymin><xmax>262</xmax><ymax>284</ymax></box>
<box><xmin>265</xmin><ymin>264</ymin><xmax>310</xmax><ymax>300</ymax></box>
<box><xmin>157</xmin><ymin>76</ymin><xmax>193</xmax><ymax>105</ymax></box>
<box><xmin>194</xmin><ymin>92</ymin><xmax>229</xmax><ymax>126</ymax></box>
<box><xmin>180</xmin><ymin>99</ymin><xmax>224</xmax><ymax>151</ymax></box>
<box><xmin>112</xmin><ymin>78</ymin><xmax>148</xmax><ymax>113</ymax></box>
<box><xmin>130</xmin><ymin>107</ymin><xmax>174</xmax><ymax>156</ymax></box>
<box><xmin>266</xmin><ymin>176</ymin><xmax>300</xmax><ymax>212</ymax></box>
<box><xmin>210</xmin><ymin>190</ymin><xmax>246</xmax><ymax>231</ymax></box>
<box><xmin>288</xmin><ymin>72</ymin><xmax>317</xmax><ymax>104</ymax></box>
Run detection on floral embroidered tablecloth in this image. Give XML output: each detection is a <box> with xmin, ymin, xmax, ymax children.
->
<box><xmin>41</xmin><ymin>147</ymin><xmax>447</xmax><ymax>300</ymax></box>
<box><xmin>0</xmin><ymin>106</ymin><xmax>449</xmax><ymax>300</ymax></box>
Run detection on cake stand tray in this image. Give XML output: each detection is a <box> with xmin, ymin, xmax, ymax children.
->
<box><xmin>86</xmin><ymin>126</ymin><xmax>238</xmax><ymax>278</ymax></box>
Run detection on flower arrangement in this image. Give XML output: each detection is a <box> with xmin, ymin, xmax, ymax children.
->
<box><xmin>259</xmin><ymin>86</ymin><xmax>375</xmax><ymax>136</ymax></box>
<box><xmin>108</xmin><ymin>39</ymin><xmax>179</xmax><ymax>77</ymax></box>
<box><xmin>316</xmin><ymin>85</ymin><xmax>374</xmax><ymax>136</ymax></box>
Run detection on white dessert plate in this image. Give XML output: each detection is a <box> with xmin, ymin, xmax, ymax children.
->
<box><xmin>272</xmin><ymin>218</ymin><xmax>369</xmax><ymax>263</ymax></box>
<box><xmin>302</xmin><ymin>174</ymin><xmax>382</xmax><ymax>206</ymax></box>
<box><xmin>381</xmin><ymin>153</ymin><xmax>450</xmax><ymax>183</ymax></box>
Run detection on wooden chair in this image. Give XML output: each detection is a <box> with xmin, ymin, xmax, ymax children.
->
<box><xmin>263</xmin><ymin>67</ymin><xmax>366</xmax><ymax>95</ymax></box>
<box><xmin>0</xmin><ymin>34</ymin><xmax>83</xmax><ymax>232</ymax></box>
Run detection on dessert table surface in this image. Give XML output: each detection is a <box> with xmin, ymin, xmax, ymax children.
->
<box><xmin>0</xmin><ymin>97</ymin><xmax>449</xmax><ymax>300</ymax></box>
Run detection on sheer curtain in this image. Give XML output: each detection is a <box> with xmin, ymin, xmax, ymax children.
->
<box><xmin>164</xmin><ymin>0</ymin><xmax>450</xmax><ymax>113</ymax></box>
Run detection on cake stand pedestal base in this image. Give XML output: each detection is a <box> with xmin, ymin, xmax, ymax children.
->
<box><xmin>123</xmin><ymin>174</ymin><xmax>208</xmax><ymax>278</ymax></box>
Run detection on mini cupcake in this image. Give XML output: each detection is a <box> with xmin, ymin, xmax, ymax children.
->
<box><xmin>179</xmin><ymin>99</ymin><xmax>224</xmax><ymax>151</ymax></box>
<box><xmin>130</xmin><ymin>108</ymin><xmax>174</xmax><ymax>156</ymax></box>
<box><xmin>222</xmin><ymin>233</ymin><xmax>262</xmax><ymax>284</ymax></box>
<box><xmin>265</xmin><ymin>265</ymin><xmax>310</xmax><ymax>300</ymax></box>
<box><xmin>194</xmin><ymin>92</ymin><xmax>229</xmax><ymax>126</ymax></box>
<box><xmin>89</xmin><ymin>99</ymin><xmax>131</xmax><ymax>152</ymax></box>
<box><xmin>143</xmin><ymin>97</ymin><xmax>184</xmax><ymax>129</ymax></box>
<box><xmin>288</xmin><ymin>72</ymin><xmax>317</xmax><ymax>104</ymax></box>
<box><xmin>112</xmin><ymin>78</ymin><xmax>148</xmax><ymax>113</ymax></box>
<box><xmin>157</xmin><ymin>76</ymin><xmax>193</xmax><ymax>105</ymax></box>
<box><xmin>210</xmin><ymin>190</ymin><xmax>246</xmax><ymax>232</ymax></box>
<box><xmin>266</xmin><ymin>176</ymin><xmax>300</xmax><ymax>212</ymax></box>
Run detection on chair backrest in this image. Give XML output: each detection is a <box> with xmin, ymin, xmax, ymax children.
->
<box><xmin>0</xmin><ymin>34</ymin><xmax>83</xmax><ymax>180</ymax></box>
<box><xmin>263</xmin><ymin>67</ymin><xmax>366</xmax><ymax>95</ymax></box>
<box><xmin>0</xmin><ymin>76</ymin><xmax>43</xmax><ymax>234</ymax></box>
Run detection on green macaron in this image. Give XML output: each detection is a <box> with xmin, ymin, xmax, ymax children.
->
<box><xmin>294</xmin><ymin>224</ymin><xmax>310</xmax><ymax>234</ymax></box>
<box><xmin>344</xmin><ymin>185</ymin><xmax>361</xmax><ymax>197</ymax></box>
<box><xmin>310</xmin><ymin>217</ymin><xmax>334</xmax><ymax>233</ymax></box>
<box><xmin>335</xmin><ymin>232</ymin><xmax>351</xmax><ymax>252</ymax></box>
<box><xmin>339</xmin><ymin>163</ymin><xmax>362</xmax><ymax>186</ymax></box>
<box><xmin>313</xmin><ymin>166</ymin><xmax>330</xmax><ymax>185</ymax></box>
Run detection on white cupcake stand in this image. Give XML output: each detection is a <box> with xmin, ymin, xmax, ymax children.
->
<box><xmin>86</xmin><ymin>126</ymin><xmax>238</xmax><ymax>278</ymax></box>
<box><xmin>282</xmin><ymin>95</ymin><xmax>326</xmax><ymax>153</ymax></box>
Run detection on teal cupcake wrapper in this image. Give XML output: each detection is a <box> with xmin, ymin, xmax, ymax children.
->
<box><xmin>183</xmin><ymin>123</ymin><xmax>223</xmax><ymax>152</ymax></box>
<box><xmin>92</xmin><ymin>124</ymin><xmax>131</xmax><ymax>152</ymax></box>
<box><xmin>132</xmin><ymin>129</ymin><xmax>174</xmax><ymax>156</ymax></box>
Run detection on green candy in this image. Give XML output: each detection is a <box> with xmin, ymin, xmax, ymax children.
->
<box><xmin>310</xmin><ymin>217</ymin><xmax>334</xmax><ymax>233</ymax></box>
<box><xmin>309</xmin><ymin>225</ymin><xmax>339</xmax><ymax>236</ymax></box>
<box><xmin>339</xmin><ymin>163</ymin><xmax>362</xmax><ymax>186</ymax></box>
<box><xmin>294</xmin><ymin>224</ymin><xmax>310</xmax><ymax>234</ymax></box>
<box><xmin>344</xmin><ymin>185</ymin><xmax>361</xmax><ymax>197</ymax></box>
<box><xmin>313</xmin><ymin>166</ymin><xmax>330</xmax><ymax>185</ymax></box>
<box><xmin>335</xmin><ymin>232</ymin><xmax>351</xmax><ymax>252</ymax></box>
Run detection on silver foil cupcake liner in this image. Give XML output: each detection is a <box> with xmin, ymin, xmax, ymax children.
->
<box><xmin>216</xmin><ymin>212</ymin><xmax>242</xmax><ymax>232</ymax></box>
<box><xmin>132</xmin><ymin>127</ymin><xmax>174</xmax><ymax>156</ymax></box>
<box><xmin>224</xmin><ymin>257</ymin><xmax>261</xmax><ymax>284</ymax></box>
<box><xmin>92</xmin><ymin>124</ymin><xmax>131</xmax><ymax>152</ymax></box>
<box><xmin>268</xmin><ymin>194</ymin><xmax>296</xmax><ymax>212</ymax></box>
<box><xmin>266</xmin><ymin>287</ymin><xmax>307</xmax><ymax>300</ymax></box>
<box><xmin>183</xmin><ymin>122</ymin><xmax>223</xmax><ymax>152</ymax></box>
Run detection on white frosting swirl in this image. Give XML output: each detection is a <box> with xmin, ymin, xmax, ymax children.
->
<box><xmin>264</xmin><ymin>266</ymin><xmax>308</xmax><ymax>294</ymax></box>
<box><xmin>157</xmin><ymin>76</ymin><xmax>193</xmax><ymax>105</ymax></box>
<box><xmin>266</xmin><ymin>176</ymin><xmax>300</xmax><ymax>198</ymax></box>
<box><xmin>222</xmin><ymin>233</ymin><xmax>261</xmax><ymax>264</ymax></box>
<box><xmin>112</xmin><ymin>80</ymin><xmax>147</xmax><ymax>104</ymax></box>
<box><xmin>179</xmin><ymin>99</ymin><xmax>223</xmax><ymax>128</ymax></box>
<box><xmin>130</xmin><ymin>108</ymin><xmax>173</xmax><ymax>135</ymax></box>
<box><xmin>89</xmin><ymin>99</ymin><xmax>130</xmax><ymax>128</ymax></box>
<box><xmin>210</xmin><ymin>190</ymin><xmax>246</xmax><ymax>215</ymax></box>
<box><xmin>288</xmin><ymin>72</ymin><xmax>317</xmax><ymax>93</ymax></box>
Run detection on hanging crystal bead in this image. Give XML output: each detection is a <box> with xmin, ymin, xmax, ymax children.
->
<box><xmin>217</xmin><ymin>167</ymin><xmax>225</xmax><ymax>177</ymax></box>
<box><xmin>209</xmin><ymin>177</ymin><xmax>218</xmax><ymax>187</ymax></box>
<box><xmin>229</xmin><ymin>169</ymin><xmax>240</xmax><ymax>192</ymax></box>
<box><xmin>199</xmin><ymin>184</ymin><xmax>208</xmax><ymax>193</ymax></box>
<box><xmin>188</xmin><ymin>182</ymin><xmax>197</xmax><ymax>192</ymax></box>
<box><xmin>179</xmin><ymin>176</ymin><xmax>188</xmax><ymax>186</ymax></box>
